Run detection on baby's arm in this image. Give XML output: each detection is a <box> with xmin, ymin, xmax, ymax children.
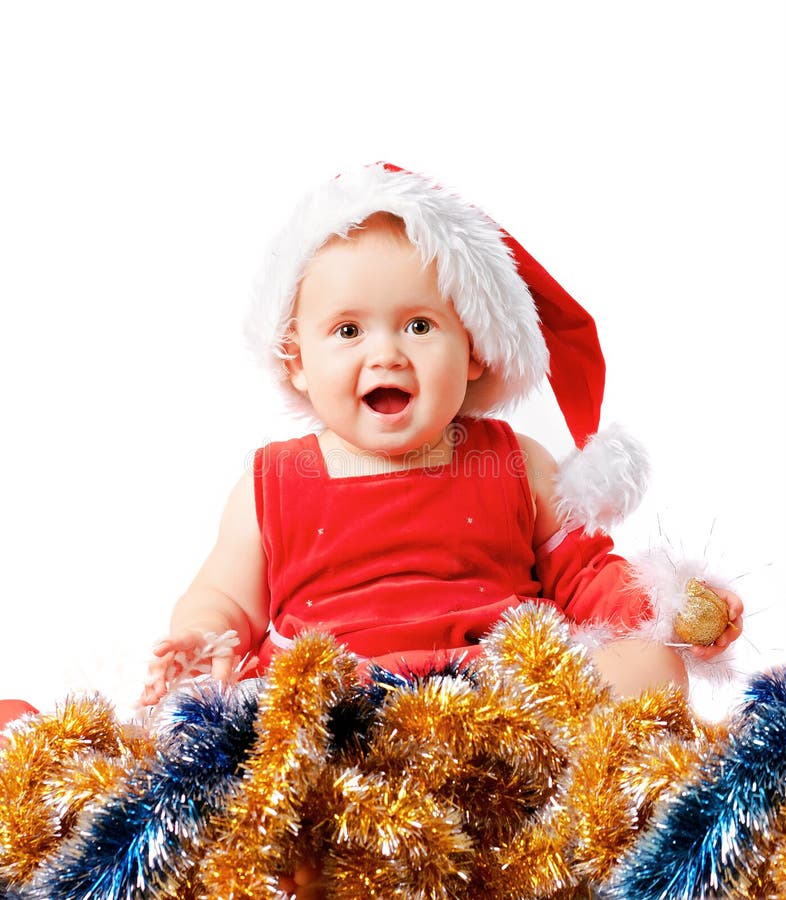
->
<box><xmin>140</xmin><ymin>473</ymin><xmax>269</xmax><ymax>705</ymax></box>
<box><xmin>517</xmin><ymin>433</ymin><xmax>743</xmax><ymax>661</ymax></box>
<box><xmin>516</xmin><ymin>434</ymin><xmax>562</xmax><ymax>551</ymax></box>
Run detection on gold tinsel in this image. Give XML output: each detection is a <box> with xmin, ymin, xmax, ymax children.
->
<box><xmin>330</xmin><ymin>768</ymin><xmax>472</xmax><ymax>899</ymax></box>
<box><xmin>737</xmin><ymin>798</ymin><xmax>786</xmax><ymax>899</ymax></box>
<box><xmin>568</xmin><ymin>710</ymin><xmax>640</xmax><ymax>882</ymax></box>
<box><xmin>2</xmin><ymin>608</ymin><xmax>774</xmax><ymax>899</ymax></box>
<box><xmin>767</xmin><ymin>812</ymin><xmax>786</xmax><ymax>899</ymax></box>
<box><xmin>481</xmin><ymin>603</ymin><xmax>611</xmax><ymax>745</ymax></box>
<box><xmin>44</xmin><ymin>751</ymin><xmax>136</xmax><ymax>833</ymax></box>
<box><xmin>569</xmin><ymin>685</ymin><xmax>697</xmax><ymax>883</ymax></box>
<box><xmin>325</xmin><ymin>843</ymin><xmax>409</xmax><ymax>899</ymax></box>
<box><xmin>619</xmin><ymin>734</ymin><xmax>703</xmax><ymax>823</ymax></box>
<box><xmin>197</xmin><ymin>631</ymin><xmax>357</xmax><ymax>899</ymax></box>
<box><xmin>367</xmin><ymin>675</ymin><xmax>563</xmax><ymax>815</ymax></box>
<box><xmin>471</xmin><ymin>802</ymin><xmax>575</xmax><ymax>899</ymax></box>
<box><xmin>0</xmin><ymin>694</ymin><xmax>133</xmax><ymax>886</ymax></box>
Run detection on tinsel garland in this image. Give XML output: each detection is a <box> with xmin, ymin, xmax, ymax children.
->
<box><xmin>609</xmin><ymin>666</ymin><xmax>786</xmax><ymax>899</ymax></box>
<box><xmin>23</xmin><ymin>687</ymin><xmax>259</xmax><ymax>900</ymax></box>
<box><xmin>197</xmin><ymin>631</ymin><xmax>357</xmax><ymax>899</ymax></box>
<box><xmin>0</xmin><ymin>695</ymin><xmax>145</xmax><ymax>886</ymax></box>
<box><xmin>1</xmin><ymin>605</ymin><xmax>785</xmax><ymax>899</ymax></box>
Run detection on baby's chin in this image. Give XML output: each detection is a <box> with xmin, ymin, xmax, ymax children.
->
<box><xmin>353</xmin><ymin>429</ymin><xmax>454</xmax><ymax>466</ymax></box>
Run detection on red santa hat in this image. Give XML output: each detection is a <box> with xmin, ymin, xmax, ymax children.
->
<box><xmin>246</xmin><ymin>162</ymin><xmax>648</xmax><ymax>532</ymax></box>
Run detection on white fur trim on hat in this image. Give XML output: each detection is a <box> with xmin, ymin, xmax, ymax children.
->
<box><xmin>244</xmin><ymin>164</ymin><xmax>549</xmax><ymax>420</ymax></box>
<box><xmin>554</xmin><ymin>425</ymin><xmax>651</xmax><ymax>535</ymax></box>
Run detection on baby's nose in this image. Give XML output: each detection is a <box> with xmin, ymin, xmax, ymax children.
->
<box><xmin>367</xmin><ymin>332</ymin><xmax>407</xmax><ymax>368</ymax></box>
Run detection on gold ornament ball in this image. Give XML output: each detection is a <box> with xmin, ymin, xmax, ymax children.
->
<box><xmin>673</xmin><ymin>579</ymin><xmax>729</xmax><ymax>646</ymax></box>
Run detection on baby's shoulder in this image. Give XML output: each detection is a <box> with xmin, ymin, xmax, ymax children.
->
<box><xmin>509</xmin><ymin>432</ymin><xmax>562</xmax><ymax>536</ymax></box>
<box><xmin>207</xmin><ymin>471</ymin><xmax>261</xmax><ymax>554</ymax></box>
<box><xmin>511</xmin><ymin>432</ymin><xmax>558</xmax><ymax>481</ymax></box>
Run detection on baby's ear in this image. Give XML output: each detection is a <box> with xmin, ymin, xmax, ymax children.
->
<box><xmin>467</xmin><ymin>339</ymin><xmax>485</xmax><ymax>382</ymax></box>
<box><xmin>467</xmin><ymin>353</ymin><xmax>485</xmax><ymax>382</ymax></box>
<box><xmin>282</xmin><ymin>331</ymin><xmax>308</xmax><ymax>393</ymax></box>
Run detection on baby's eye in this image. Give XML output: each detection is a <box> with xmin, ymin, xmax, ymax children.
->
<box><xmin>335</xmin><ymin>323</ymin><xmax>360</xmax><ymax>340</ymax></box>
<box><xmin>405</xmin><ymin>318</ymin><xmax>432</xmax><ymax>336</ymax></box>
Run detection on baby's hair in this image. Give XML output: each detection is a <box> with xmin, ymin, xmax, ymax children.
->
<box><xmin>290</xmin><ymin>210</ymin><xmax>413</xmax><ymax>324</ymax></box>
<box><xmin>327</xmin><ymin>210</ymin><xmax>409</xmax><ymax>246</ymax></box>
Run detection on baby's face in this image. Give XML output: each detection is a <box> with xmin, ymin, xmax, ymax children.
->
<box><xmin>287</xmin><ymin>221</ymin><xmax>483</xmax><ymax>460</ymax></box>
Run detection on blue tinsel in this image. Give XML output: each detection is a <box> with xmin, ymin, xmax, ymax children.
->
<box><xmin>609</xmin><ymin>666</ymin><xmax>786</xmax><ymax>899</ymax></box>
<box><xmin>23</xmin><ymin>684</ymin><xmax>259</xmax><ymax>900</ymax></box>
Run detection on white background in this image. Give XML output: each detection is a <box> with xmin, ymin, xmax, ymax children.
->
<box><xmin>1</xmin><ymin>2</ymin><xmax>783</xmax><ymax>721</ymax></box>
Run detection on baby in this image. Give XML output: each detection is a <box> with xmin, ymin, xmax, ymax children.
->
<box><xmin>143</xmin><ymin>162</ymin><xmax>743</xmax><ymax>700</ymax></box>
<box><xmin>141</xmin><ymin>163</ymin><xmax>742</xmax><ymax>895</ymax></box>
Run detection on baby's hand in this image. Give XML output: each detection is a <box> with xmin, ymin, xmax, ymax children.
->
<box><xmin>139</xmin><ymin>629</ymin><xmax>244</xmax><ymax>706</ymax></box>
<box><xmin>690</xmin><ymin>588</ymin><xmax>744</xmax><ymax>661</ymax></box>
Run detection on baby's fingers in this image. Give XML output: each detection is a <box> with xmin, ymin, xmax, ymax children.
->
<box><xmin>211</xmin><ymin>653</ymin><xmax>236</xmax><ymax>684</ymax></box>
<box><xmin>689</xmin><ymin>616</ymin><xmax>740</xmax><ymax>660</ymax></box>
<box><xmin>140</xmin><ymin>650</ymin><xmax>177</xmax><ymax>702</ymax></box>
<box><xmin>716</xmin><ymin>588</ymin><xmax>744</xmax><ymax>622</ymax></box>
<box><xmin>139</xmin><ymin>681</ymin><xmax>164</xmax><ymax>707</ymax></box>
<box><xmin>718</xmin><ymin>590</ymin><xmax>743</xmax><ymax>646</ymax></box>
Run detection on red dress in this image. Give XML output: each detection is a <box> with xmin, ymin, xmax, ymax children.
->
<box><xmin>253</xmin><ymin>418</ymin><xmax>649</xmax><ymax>673</ymax></box>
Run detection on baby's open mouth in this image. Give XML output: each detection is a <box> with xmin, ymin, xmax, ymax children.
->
<box><xmin>362</xmin><ymin>387</ymin><xmax>412</xmax><ymax>415</ymax></box>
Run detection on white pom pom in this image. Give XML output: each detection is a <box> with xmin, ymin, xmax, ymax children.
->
<box><xmin>554</xmin><ymin>424</ymin><xmax>650</xmax><ymax>535</ymax></box>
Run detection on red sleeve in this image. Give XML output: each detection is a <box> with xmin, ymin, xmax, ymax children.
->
<box><xmin>535</xmin><ymin>526</ymin><xmax>652</xmax><ymax>632</ymax></box>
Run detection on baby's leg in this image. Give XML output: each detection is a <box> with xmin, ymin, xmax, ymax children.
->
<box><xmin>590</xmin><ymin>639</ymin><xmax>688</xmax><ymax>698</ymax></box>
<box><xmin>0</xmin><ymin>699</ymin><xmax>38</xmax><ymax>745</ymax></box>
<box><xmin>277</xmin><ymin>861</ymin><xmax>325</xmax><ymax>899</ymax></box>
